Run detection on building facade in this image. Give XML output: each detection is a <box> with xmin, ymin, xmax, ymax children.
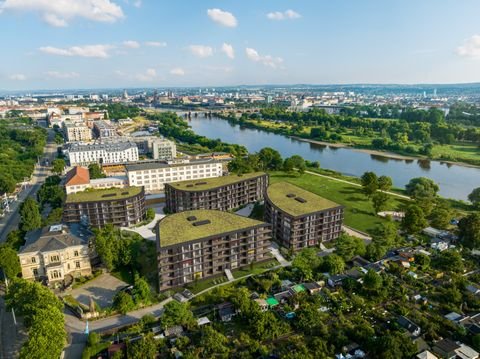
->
<box><xmin>62</xmin><ymin>121</ymin><xmax>92</xmax><ymax>142</ymax></box>
<box><xmin>63</xmin><ymin>187</ymin><xmax>146</xmax><ymax>227</ymax></box>
<box><xmin>265</xmin><ymin>182</ymin><xmax>344</xmax><ymax>251</ymax></box>
<box><xmin>165</xmin><ymin>172</ymin><xmax>268</xmax><ymax>213</ymax></box>
<box><xmin>102</xmin><ymin>135</ymin><xmax>177</xmax><ymax>160</ymax></box>
<box><xmin>157</xmin><ymin>210</ymin><xmax>272</xmax><ymax>291</ymax></box>
<box><xmin>65</xmin><ymin>141</ymin><xmax>139</xmax><ymax>166</ymax></box>
<box><xmin>18</xmin><ymin>224</ymin><xmax>92</xmax><ymax>285</ymax></box>
<box><xmin>126</xmin><ymin>159</ymin><xmax>223</xmax><ymax>193</ymax></box>
<box><xmin>93</xmin><ymin>120</ymin><xmax>117</xmax><ymax>138</ymax></box>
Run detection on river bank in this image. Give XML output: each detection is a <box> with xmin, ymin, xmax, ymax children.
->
<box><xmin>291</xmin><ymin>136</ymin><xmax>480</xmax><ymax>169</ymax></box>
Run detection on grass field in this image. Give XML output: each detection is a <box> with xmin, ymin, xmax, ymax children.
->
<box><xmin>268</xmin><ymin>171</ymin><xmax>408</xmax><ymax>234</ymax></box>
<box><xmin>431</xmin><ymin>142</ymin><xmax>480</xmax><ymax>164</ymax></box>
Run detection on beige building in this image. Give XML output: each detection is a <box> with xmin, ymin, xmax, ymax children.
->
<box><xmin>18</xmin><ymin>224</ymin><xmax>92</xmax><ymax>285</ymax></box>
<box><xmin>62</xmin><ymin>121</ymin><xmax>92</xmax><ymax>142</ymax></box>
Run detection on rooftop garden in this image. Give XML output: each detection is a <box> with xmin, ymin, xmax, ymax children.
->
<box><xmin>66</xmin><ymin>186</ymin><xmax>143</xmax><ymax>203</ymax></box>
<box><xmin>168</xmin><ymin>171</ymin><xmax>266</xmax><ymax>191</ymax></box>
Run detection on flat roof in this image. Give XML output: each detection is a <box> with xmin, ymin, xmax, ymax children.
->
<box><xmin>125</xmin><ymin>158</ymin><xmax>221</xmax><ymax>172</ymax></box>
<box><xmin>66</xmin><ymin>186</ymin><xmax>143</xmax><ymax>203</ymax></box>
<box><xmin>167</xmin><ymin>172</ymin><xmax>266</xmax><ymax>191</ymax></box>
<box><xmin>158</xmin><ymin>210</ymin><xmax>265</xmax><ymax>247</ymax></box>
<box><xmin>266</xmin><ymin>182</ymin><xmax>340</xmax><ymax>217</ymax></box>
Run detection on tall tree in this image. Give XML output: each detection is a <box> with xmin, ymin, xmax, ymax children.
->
<box><xmin>468</xmin><ymin>187</ymin><xmax>480</xmax><ymax>209</ymax></box>
<box><xmin>371</xmin><ymin>192</ymin><xmax>389</xmax><ymax>214</ymax></box>
<box><xmin>258</xmin><ymin>147</ymin><xmax>283</xmax><ymax>170</ymax></box>
<box><xmin>51</xmin><ymin>158</ymin><xmax>65</xmax><ymax>175</ymax></box>
<box><xmin>160</xmin><ymin>301</ymin><xmax>196</xmax><ymax>330</ymax></box>
<box><xmin>378</xmin><ymin>176</ymin><xmax>393</xmax><ymax>192</ymax></box>
<box><xmin>19</xmin><ymin>197</ymin><xmax>42</xmax><ymax>232</ymax></box>
<box><xmin>401</xmin><ymin>205</ymin><xmax>427</xmax><ymax>234</ymax></box>
<box><xmin>127</xmin><ymin>333</ymin><xmax>157</xmax><ymax>359</ymax></box>
<box><xmin>88</xmin><ymin>163</ymin><xmax>106</xmax><ymax>179</ymax></box>
<box><xmin>458</xmin><ymin>213</ymin><xmax>480</xmax><ymax>249</ymax></box>
<box><xmin>0</xmin><ymin>245</ymin><xmax>21</xmax><ymax>278</ymax></box>
<box><xmin>361</xmin><ymin>172</ymin><xmax>378</xmax><ymax>198</ymax></box>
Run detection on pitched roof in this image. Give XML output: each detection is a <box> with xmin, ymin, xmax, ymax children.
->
<box><xmin>20</xmin><ymin>224</ymin><xmax>89</xmax><ymax>254</ymax></box>
<box><xmin>65</xmin><ymin>166</ymin><xmax>90</xmax><ymax>186</ymax></box>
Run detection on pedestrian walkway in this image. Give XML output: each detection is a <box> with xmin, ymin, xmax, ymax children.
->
<box><xmin>225</xmin><ymin>269</ymin><xmax>234</xmax><ymax>281</ymax></box>
<box><xmin>269</xmin><ymin>242</ymin><xmax>290</xmax><ymax>266</ymax></box>
<box><xmin>0</xmin><ymin>291</ymin><xmax>27</xmax><ymax>359</ymax></box>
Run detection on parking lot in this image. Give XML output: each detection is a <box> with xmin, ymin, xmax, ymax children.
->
<box><xmin>68</xmin><ymin>273</ymin><xmax>128</xmax><ymax>308</ymax></box>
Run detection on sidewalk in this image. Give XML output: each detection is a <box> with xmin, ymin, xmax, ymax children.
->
<box><xmin>0</xmin><ymin>291</ymin><xmax>27</xmax><ymax>359</ymax></box>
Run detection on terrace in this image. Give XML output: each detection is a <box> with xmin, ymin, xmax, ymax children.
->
<box><xmin>167</xmin><ymin>172</ymin><xmax>266</xmax><ymax>191</ymax></box>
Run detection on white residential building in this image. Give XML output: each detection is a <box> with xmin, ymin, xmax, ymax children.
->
<box><xmin>125</xmin><ymin>159</ymin><xmax>223</xmax><ymax>193</ymax></box>
<box><xmin>65</xmin><ymin>141</ymin><xmax>139</xmax><ymax>166</ymax></box>
<box><xmin>62</xmin><ymin>121</ymin><xmax>92</xmax><ymax>142</ymax></box>
<box><xmin>102</xmin><ymin>135</ymin><xmax>177</xmax><ymax>160</ymax></box>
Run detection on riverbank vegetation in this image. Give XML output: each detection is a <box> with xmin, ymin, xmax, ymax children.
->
<box><xmin>218</xmin><ymin>107</ymin><xmax>480</xmax><ymax>166</ymax></box>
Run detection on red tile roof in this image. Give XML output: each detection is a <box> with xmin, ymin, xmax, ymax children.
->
<box><xmin>65</xmin><ymin>166</ymin><xmax>90</xmax><ymax>186</ymax></box>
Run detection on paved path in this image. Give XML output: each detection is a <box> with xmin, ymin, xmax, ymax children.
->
<box><xmin>224</xmin><ymin>269</ymin><xmax>234</xmax><ymax>281</ymax></box>
<box><xmin>342</xmin><ymin>225</ymin><xmax>372</xmax><ymax>241</ymax></box>
<box><xmin>304</xmin><ymin>170</ymin><xmax>411</xmax><ymax>200</ymax></box>
<box><xmin>235</xmin><ymin>203</ymin><xmax>255</xmax><ymax>217</ymax></box>
<box><xmin>121</xmin><ymin>204</ymin><xmax>165</xmax><ymax>241</ymax></box>
<box><xmin>269</xmin><ymin>242</ymin><xmax>290</xmax><ymax>267</ymax></box>
<box><xmin>0</xmin><ymin>129</ymin><xmax>57</xmax><ymax>243</ymax></box>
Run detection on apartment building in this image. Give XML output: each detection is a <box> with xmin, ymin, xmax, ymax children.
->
<box><xmin>156</xmin><ymin>210</ymin><xmax>272</xmax><ymax>291</ymax></box>
<box><xmin>125</xmin><ymin>159</ymin><xmax>223</xmax><ymax>193</ymax></box>
<box><xmin>102</xmin><ymin>135</ymin><xmax>177</xmax><ymax>160</ymax></box>
<box><xmin>93</xmin><ymin>120</ymin><xmax>117</xmax><ymax>138</ymax></box>
<box><xmin>265</xmin><ymin>182</ymin><xmax>344</xmax><ymax>251</ymax></box>
<box><xmin>62</xmin><ymin>121</ymin><xmax>92</xmax><ymax>142</ymax></box>
<box><xmin>64</xmin><ymin>166</ymin><xmax>128</xmax><ymax>194</ymax></box>
<box><xmin>18</xmin><ymin>223</ymin><xmax>92</xmax><ymax>285</ymax></box>
<box><xmin>63</xmin><ymin>186</ymin><xmax>146</xmax><ymax>228</ymax></box>
<box><xmin>165</xmin><ymin>172</ymin><xmax>268</xmax><ymax>213</ymax></box>
<box><xmin>65</xmin><ymin>141</ymin><xmax>139</xmax><ymax>166</ymax></box>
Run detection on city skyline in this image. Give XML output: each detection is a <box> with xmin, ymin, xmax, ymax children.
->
<box><xmin>2</xmin><ymin>0</ymin><xmax>480</xmax><ymax>90</ymax></box>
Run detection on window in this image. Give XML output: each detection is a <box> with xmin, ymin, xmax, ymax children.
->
<box><xmin>32</xmin><ymin>268</ymin><xmax>38</xmax><ymax>276</ymax></box>
<box><xmin>50</xmin><ymin>255</ymin><xmax>60</xmax><ymax>262</ymax></box>
<box><xmin>74</xmin><ymin>250</ymin><xmax>79</xmax><ymax>257</ymax></box>
<box><xmin>51</xmin><ymin>270</ymin><xmax>61</xmax><ymax>279</ymax></box>
<box><xmin>75</xmin><ymin>261</ymin><xmax>81</xmax><ymax>269</ymax></box>
<box><xmin>31</xmin><ymin>257</ymin><xmax>36</xmax><ymax>263</ymax></box>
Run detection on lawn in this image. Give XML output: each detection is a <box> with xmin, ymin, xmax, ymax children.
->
<box><xmin>268</xmin><ymin>171</ymin><xmax>408</xmax><ymax>234</ymax></box>
<box><xmin>186</xmin><ymin>275</ymin><xmax>229</xmax><ymax>294</ymax></box>
<box><xmin>431</xmin><ymin>141</ymin><xmax>480</xmax><ymax>165</ymax></box>
<box><xmin>232</xmin><ymin>258</ymin><xmax>279</xmax><ymax>279</ymax></box>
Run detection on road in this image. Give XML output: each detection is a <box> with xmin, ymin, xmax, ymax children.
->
<box><xmin>0</xmin><ymin>129</ymin><xmax>57</xmax><ymax>243</ymax></box>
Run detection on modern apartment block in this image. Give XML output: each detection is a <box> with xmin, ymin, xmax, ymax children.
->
<box><xmin>18</xmin><ymin>223</ymin><xmax>92</xmax><ymax>285</ymax></box>
<box><xmin>65</xmin><ymin>141</ymin><xmax>139</xmax><ymax>166</ymax></box>
<box><xmin>62</xmin><ymin>121</ymin><xmax>92</xmax><ymax>142</ymax></box>
<box><xmin>265</xmin><ymin>182</ymin><xmax>344</xmax><ymax>251</ymax></box>
<box><xmin>93</xmin><ymin>120</ymin><xmax>117</xmax><ymax>138</ymax></box>
<box><xmin>103</xmin><ymin>135</ymin><xmax>177</xmax><ymax>160</ymax></box>
<box><xmin>126</xmin><ymin>159</ymin><xmax>223</xmax><ymax>193</ymax></box>
<box><xmin>63</xmin><ymin>186</ymin><xmax>146</xmax><ymax>228</ymax></box>
<box><xmin>164</xmin><ymin>172</ymin><xmax>268</xmax><ymax>213</ymax></box>
<box><xmin>156</xmin><ymin>210</ymin><xmax>272</xmax><ymax>291</ymax></box>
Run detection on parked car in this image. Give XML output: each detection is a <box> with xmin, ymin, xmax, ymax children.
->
<box><xmin>181</xmin><ymin>289</ymin><xmax>194</xmax><ymax>300</ymax></box>
<box><xmin>173</xmin><ymin>293</ymin><xmax>187</xmax><ymax>303</ymax></box>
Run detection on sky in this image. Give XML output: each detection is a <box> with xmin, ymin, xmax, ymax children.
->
<box><xmin>1</xmin><ymin>0</ymin><xmax>480</xmax><ymax>90</ymax></box>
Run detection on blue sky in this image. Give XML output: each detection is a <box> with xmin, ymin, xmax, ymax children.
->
<box><xmin>1</xmin><ymin>0</ymin><xmax>480</xmax><ymax>90</ymax></box>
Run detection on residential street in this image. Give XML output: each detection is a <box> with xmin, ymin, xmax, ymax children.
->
<box><xmin>0</xmin><ymin>129</ymin><xmax>57</xmax><ymax>243</ymax></box>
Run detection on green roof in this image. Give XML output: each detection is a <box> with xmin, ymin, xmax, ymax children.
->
<box><xmin>266</xmin><ymin>182</ymin><xmax>340</xmax><ymax>217</ymax></box>
<box><xmin>292</xmin><ymin>284</ymin><xmax>306</xmax><ymax>293</ymax></box>
<box><xmin>66</xmin><ymin>186</ymin><xmax>143</xmax><ymax>203</ymax></box>
<box><xmin>266</xmin><ymin>297</ymin><xmax>279</xmax><ymax>307</ymax></box>
<box><xmin>158</xmin><ymin>210</ymin><xmax>265</xmax><ymax>247</ymax></box>
<box><xmin>168</xmin><ymin>172</ymin><xmax>266</xmax><ymax>191</ymax></box>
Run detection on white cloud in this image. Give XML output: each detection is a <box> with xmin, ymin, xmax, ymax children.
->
<box><xmin>0</xmin><ymin>0</ymin><xmax>124</xmax><ymax>27</ymax></box>
<box><xmin>133</xmin><ymin>0</ymin><xmax>141</xmax><ymax>8</ymax></box>
<box><xmin>9</xmin><ymin>73</ymin><xmax>26</xmax><ymax>81</ymax></box>
<box><xmin>45</xmin><ymin>71</ymin><xmax>79</xmax><ymax>79</ymax></box>
<box><xmin>457</xmin><ymin>35</ymin><xmax>480</xmax><ymax>59</ymax></box>
<box><xmin>188</xmin><ymin>45</ymin><xmax>213</xmax><ymax>58</ymax></box>
<box><xmin>123</xmin><ymin>40</ymin><xmax>140</xmax><ymax>48</ymax></box>
<box><xmin>207</xmin><ymin>8</ymin><xmax>237</xmax><ymax>28</ymax></box>
<box><xmin>39</xmin><ymin>44</ymin><xmax>114</xmax><ymax>58</ymax></box>
<box><xmin>221</xmin><ymin>43</ymin><xmax>235</xmax><ymax>59</ymax></box>
<box><xmin>136</xmin><ymin>68</ymin><xmax>157</xmax><ymax>82</ymax></box>
<box><xmin>145</xmin><ymin>41</ymin><xmax>167</xmax><ymax>47</ymax></box>
<box><xmin>245</xmin><ymin>47</ymin><xmax>283</xmax><ymax>68</ymax></box>
<box><xmin>170</xmin><ymin>68</ymin><xmax>185</xmax><ymax>76</ymax></box>
<box><xmin>267</xmin><ymin>9</ymin><xmax>301</xmax><ymax>21</ymax></box>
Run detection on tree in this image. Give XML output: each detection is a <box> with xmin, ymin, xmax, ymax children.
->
<box><xmin>434</xmin><ymin>250</ymin><xmax>464</xmax><ymax>273</ymax></box>
<box><xmin>335</xmin><ymin>234</ymin><xmax>366</xmax><ymax>261</ymax></box>
<box><xmin>132</xmin><ymin>276</ymin><xmax>151</xmax><ymax>304</ymax></box>
<box><xmin>371</xmin><ymin>192</ymin><xmax>389</xmax><ymax>214</ymax></box>
<box><xmin>113</xmin><ymin>291</ymin><xmax>135</xmax><ymax>314</ymax></box>
<box><xmin>44</xmin><ymin>207</ymin><xmax>64</xmax><ymax>226</ymax></box>
<box><xmin>378</xmin><ymin>176</ymin><xmax>393</xmax><ymax>192</ymax></box>
<box><xmin>283</xmin><ymin>155</ymin><xmax>306</xmax><ymax>174</ymax></box>
<box><xmin>370</xmin><ymin>332</ymin><xmax>417</xmax><ymax>359</ymax></box>
<box><xmin>88</xmin><ymin>163</ymin><xmax>106</xmax><ymax>179</ymax></box>
<box><xmin>469</xmin><ymin>187</ymin><xmax>480</xmax><ymax>209</ymax></box>
<box><xmin>363</xmin><ymin>269</ymin><xmax>383</xmax><ymax>293</ymax></box>
<box><xmin>322</xmin><ymin>254</ymin><xmax>345</xmax><ymax>274</ymax></box>
<box><xmin>458</xmin><ymin>213</ymin><xmax>480</xmax><ymax>249</ymax></box>
<box><xmin>401</xmin><ymin>205</ymin><xmax>427</xmax><ymax>234</ymax></box>
<box><xmin>160</xmin><ymin>301</ymin><xmax>196</xmax><ymax>330</ymax></box>
<box><xmin>414</xmin><ymin>253</ymin><xmax>431</xmax><ymax>270</ymax></box>
<box><xmin>199</xmin><ymin>326</ymin><xmax>230</xmax><ymax>357</ymax></box>
<box><xmin>405</xmin><ymin>177</ymin><xmax>439</xmax><ymax>199</ymax></box>
<box><xmin>292</xmin><ymin>248</ymin><xmax>320</xmax><ymax>281</ymax></box>
<box><xmin>258</xmin><ymin>147</ymin><xmax>283</xmax><ymax>170</ymax></box>
<box><xmin>19</xmin><ymin>198</ymin><xmax>42</xmax><ymax>233</ymax></box>
<box><xmin>51</xmin><ymin>158</ymin><xmax>65</xmax><ymax>175</ymax></box>
<box><xmin>126</xmin><ymin>333</ymin><xmax>157</xmax><ymax>359</ymax></box>
<box><xmin>0</xmin><ymin>245</ymin><xmax>21</xmax><ymax>278</ymax></box>
<box><xmin>361</xmin><ymin>172</ymin><xmax>378</xmax><ymax>197</ymax></box>
<box><xmin>0</xmin><ymin>173</ymin><xmax>16</xmax><ymax>194</ymax></box>
<box><xmin>429</xmin><ymin>205</ymin><xmax>452</xmax><ymax>229</ymax></box>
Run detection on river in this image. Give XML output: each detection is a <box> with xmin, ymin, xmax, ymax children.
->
<box><xmin>185</xmin><ymin>115</ymin><xmax>480</xmax><ymax>201</ymax></box>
